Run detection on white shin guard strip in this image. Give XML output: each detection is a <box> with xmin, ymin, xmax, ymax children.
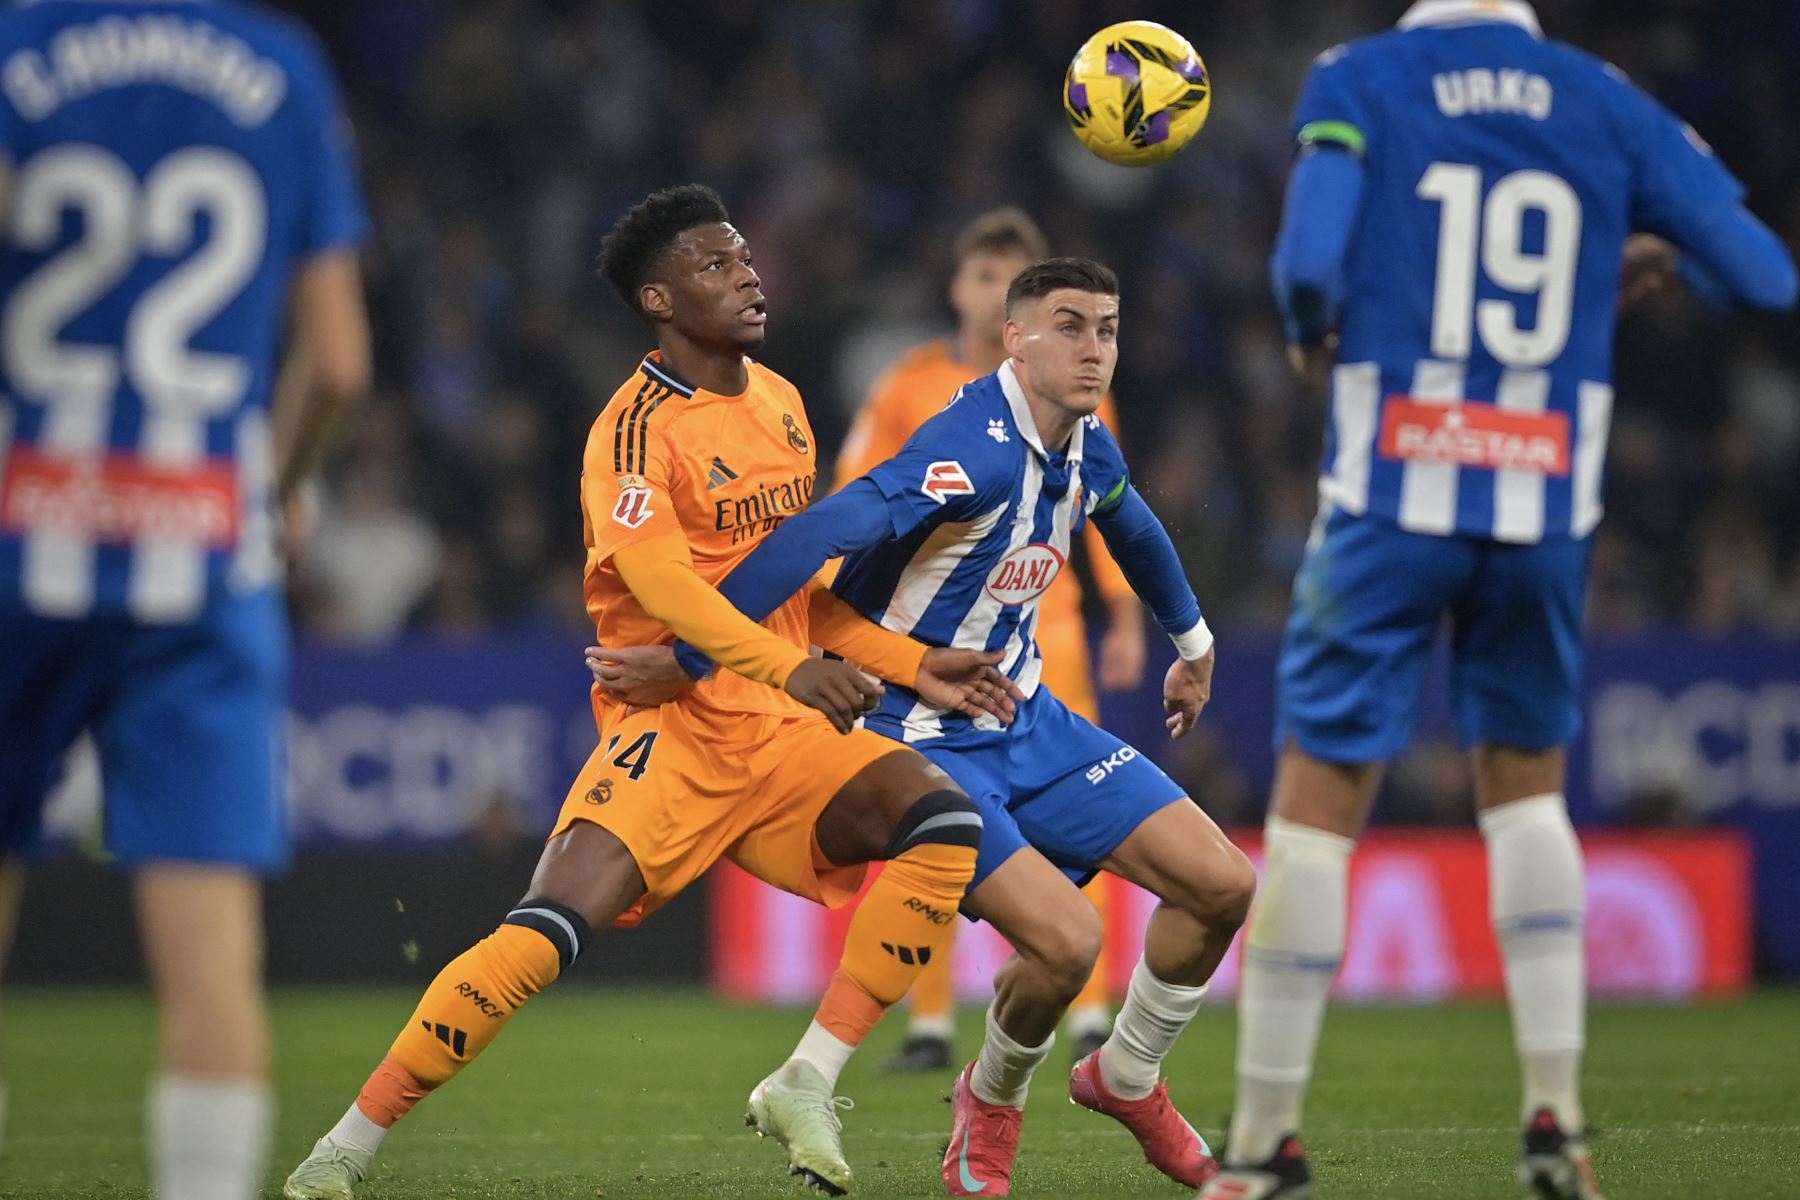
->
<box><xmin>1229</xmin><ymin>816</ymin><xmax>1353</xmax><ymax>1165</ymax></box>
<box><xmin>1479</xmin><ymin>792</ymin><xmax>1587</xmax><ymax>1131</ymax></box>
<box><xmin>1098</xmin><ymin>956</ymin><xmax>1207</xmax><ymax>1100</ymax></box>
<box><xmin>148</xmin><ymin>1072</ymin><xmax>273</xmax><ymax>1200</ymax></box>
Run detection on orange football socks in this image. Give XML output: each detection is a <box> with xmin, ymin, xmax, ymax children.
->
<box><xmin>355</xmin><ymin>901</ymin><xmax>590</xmax><ymax>1127</ymax></box>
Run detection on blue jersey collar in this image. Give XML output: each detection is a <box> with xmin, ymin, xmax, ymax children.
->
<box><xmin>1397</xmin><ymin>0</ymin><xmax>1542</xmax><ymax>37</ymax></box>
<box><xmin>998</xmin><ymin>360</ymin><xmax>1085</xmax><ymax>465</ymax></box>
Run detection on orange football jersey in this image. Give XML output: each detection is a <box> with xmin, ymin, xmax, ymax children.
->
<box><xmin>581</xmin><ymin>353</ymin><xmax>820</xmax><ymax>718</ymax></box>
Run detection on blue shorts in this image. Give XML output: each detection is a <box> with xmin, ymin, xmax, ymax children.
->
<box><xmin>1275</xmin><ymin>507</ymin><xmax>1591</xmax><ymax>763</ymax></box>
<box><xmin>0</xmin><ymin>589</ymin><xmax>290</xmax><ymax>870</ymax></box>
<box><xmin>877</xmin><ymin>689</ymin><xmax>1188</xmax><ymax>893</ymax></box>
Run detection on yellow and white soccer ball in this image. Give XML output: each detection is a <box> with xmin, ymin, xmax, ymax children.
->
<box><xmin>1063</xmin><ymin>20</ymin><xmax>1211</xmax><ymax>167</ymax></box>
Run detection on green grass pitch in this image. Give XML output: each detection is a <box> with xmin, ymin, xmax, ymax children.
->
<box><xmin>4</xmin><ymin>986</ymin><xmax>1797</xmax><ymax>1198</ymax></box>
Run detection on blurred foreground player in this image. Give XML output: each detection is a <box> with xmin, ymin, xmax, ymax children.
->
<box><xmin>1204</xmin><ymin>3</ymin><xmax>1798</xmax><ymax>1199</ymax></box>
<box><xmin>0</xmin><ymin>3</ymin><xmax>370</xmax><ymax>1197</ymax></box>
<box><xmin>836</xmin><ymin>208</ymin><xmax>1146</xmax><ymax>1072</ymax></box>
<box><xmin>285</xmin><ymin>185</ymin><xmax>1021</xmax><ymax>1199</ymax></box>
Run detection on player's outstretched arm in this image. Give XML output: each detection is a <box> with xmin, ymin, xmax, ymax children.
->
<box><xmin>669</xmin><ymin>478</ymin><xmax>899</xmax><ymax>680</ymax></box>
<box><xmin>611</xmin><ymin>535</ymin><xmax>882</xmax><ymax>732</ymax></box>
<box><xmin>1091</xmin><ymin>482</ymin><xmax>1216</xmax><ymax>738</ymax></box>
<box><xmin>806</xmin><ymin>585</ymin><xmax>1024</xmax><ymax>723</ymax></box>
<box><xmin>1612</xmin><ymin>71</ymin><xmax>1798</xmax><ymax>313</ymax></box>
<box><xmin>613</xmin><ymin>534</ymin><xmax>810</xmax><ymax>686</ymax></box>
<box><xmin>1669</xmin><ymin>205</ymin><xmax>1797</xmax><ymax>311</ymax></box>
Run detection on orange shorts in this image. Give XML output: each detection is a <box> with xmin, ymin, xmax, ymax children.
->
<box><xmin>550</xmin><ymin>697</ymin><xmax>905</xmax><ymax>926</ymax></box>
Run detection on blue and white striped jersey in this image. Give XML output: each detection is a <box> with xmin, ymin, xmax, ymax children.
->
<box><xmin>835</xmin><ymin>361</ymin><xmax>1130</xmax><ymax>745</ymax></box>
<box><xmin>0</xmin><ymin>1</ymin><xmax>366</xmax><ymax>622</ymax></box>
<box><xmin>1292</xmin><ymin>0</ymin><xmax>1746</xmax><ymax>543</ymax></box>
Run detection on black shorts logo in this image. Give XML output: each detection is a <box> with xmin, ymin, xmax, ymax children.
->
<box><xmin>585</xmin><ymin>779</ymin><xmax>614</xmax><ymax>805</ymax></box>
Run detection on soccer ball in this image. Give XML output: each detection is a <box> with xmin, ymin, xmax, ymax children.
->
<box><xmin>1062</xmin><ymin>21</ymin><xmax>1211</xmax><ymax>167</ymax></box>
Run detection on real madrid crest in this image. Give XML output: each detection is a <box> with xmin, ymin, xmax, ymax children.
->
<box><xmin>783</xmin><ymin>413</ymin><xmax>809</xmax><ymax>453</ymax></box>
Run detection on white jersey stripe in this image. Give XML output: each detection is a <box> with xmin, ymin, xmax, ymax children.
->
<box><xmin>987</xmin><ymin>446</ymin><xmax>1080</xmax><ymax>706</ymax></box>
<box><xmin>882</xmin><ymin>500</ymin><xmax>1009</xmax><ymax>638</ymax></box>
<box><xmin>1396</xmin><ymin>358</ymin><xmax>1463</xmax><ymax>535</ymax></box>
<box><xmin>229</xmin><ymin>409</ymin><xmax>279</xmax><ymax>592</ymax></box>
<box><xmin>1492</xmin><ymin>368</ymin><xmax>1550</xmax><ymax>543</ymax></box>
<box><xmin>1571</xmin><ymin>380</ymin><xmax>1613</xmax><ymax>536</ymax></box>
<box><xmin>1321</xmin><ymin>361</ymin><xmax>1379</xmax><ymax>514</ymax></box>
<box><xmin>902</xmin><ymin>459</ymin><xmax>1046</xmax><ymax>742</ymax></box>
<box><xmin>23</xmin><ymin>393</ymin><xmax>110</xmax><ymax>617</ymax></box>
<box><xmin>129</xmin><ymin>410</ymin><xmax>209</xmax><ymax>620</ymax></box>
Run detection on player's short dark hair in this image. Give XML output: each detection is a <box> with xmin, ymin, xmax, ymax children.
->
<box><xmin>1005</xmin><ymin>257</ymin><xmax>1120</xmax><ymax>313</ymax></box>
<box><xmin>597</xmin><ymin>184</ymin><xmax>731</xmax><ymax>317</ymax></box>
<box><xmin>953</xmin><ymin>207</ymin><xmax>1049</xmax><ymax>267</ymax></box>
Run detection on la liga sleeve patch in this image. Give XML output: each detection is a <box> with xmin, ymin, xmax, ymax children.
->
<box><xmin>921</xmin><ymin>460</ymin><xmax>975</xmax><ymax>505</ymax></box>
<box><xmin>611</xmin><ymin>475</ymin><xmax>656</xmax><ymax>529</ymax></box>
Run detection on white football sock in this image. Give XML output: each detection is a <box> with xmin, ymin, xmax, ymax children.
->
<box><xmin>1479</xmin><ymin>793</ymin><xmax>1586</xmax><ymax>1133</ymax></box>
<box><xmin>330</xmin><ymin>1099</ymin><xmax>389</xmax><ymax>1155</ymax></box>
<box><xmin>907</xmin><ymin>1012</ymin><xmax>955</xmax><ymax>1041</ymax></box>
<box><xmin>148</xmin><ymin>1072</ymin><xmax>272</xmax><ymax>1200</ymax></box>
<box><xmin>790</xmin><ymin>1019</ymin><xmax>858</xmax><ymax>1090</ymax></box>
<box><xmin>1228</xmin><ymin>816</ymin><xmax>1353</xmax><ymax>1165</ymax></box>
<box><xmin>1098</xmin><ymin>956</ymin><xmax>1207</xmax><ymax>1099</ymax></box>
<box><xmin>970</xmin><ymin>1002</ymin><xmax>1052</xmax><ymax>1109</ymax></box>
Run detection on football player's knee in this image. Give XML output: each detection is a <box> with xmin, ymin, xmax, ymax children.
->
<box><xmin>882</xmin><ymin>789</ymin><xmax>983</xmax><ymax>870</ymax></box>
<box><xmin>1028</xmin><ymin>901</ymin><xmax>1103</xmax><ymax>1000</ymax></box>
<box><xmin>493</xmin><ymin>898</ymin><xmax>594</xmax><ymax>1000</ymax></box>
<box><xmin>1186</xmin><ymin>842</ymin><xmax>1257</xmax><ymax>934</ymax></box>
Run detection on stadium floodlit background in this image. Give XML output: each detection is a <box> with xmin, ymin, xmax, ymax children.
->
<box><xmin>9</xmin><ymin>1</ymin><xmax>1800</xmax><ymax>1197</ymax></box>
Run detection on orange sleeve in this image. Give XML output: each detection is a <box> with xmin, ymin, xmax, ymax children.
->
<box><xmin>612</xmin><ymin>534</ymin><xmax>812</xmax><ymax>690</ymax></box>
<box><xmin>1085</xmin><ymin>519</ymin><xmax>1136</xmax><ymax>604</ymax></box>
<box><xmin>582</xmin><ymin>414</ymin><xmax>687</xmax><ymax>567</ymax></box>
<box><xmin>833</xmin><ymin>367</ymin><xmax>920</xmax><ymax>489</ymax></box>
<box><xmin>806</xmin><ymin>583</ymin><xmax>926</xmax><ymax>688</ymax></box>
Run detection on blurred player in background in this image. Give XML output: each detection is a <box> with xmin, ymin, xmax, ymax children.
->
<box><xmin>1204</xmin><ymin>3</ymin><xmax>1799</xmax><ymax>1199</ymax></box>
<box><xmin>836</xmin><ymin>208</ymin><xmax>1146</xmax><ymax>1072</ymax></box>
<box><xmin>0</xmin><ymin>3</ymin><xmax>370</xmax><ymax>1198</ymax></box>
<box><xmin>286</xmin><ymin>185</ymin><xmax>1020</xmax><ymax>1200</ymax></box>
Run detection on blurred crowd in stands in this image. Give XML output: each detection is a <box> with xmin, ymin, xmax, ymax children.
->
<box><xmin>277</xmin><ymin>0</ymin><xmax>1800</xmax><ymax>650</ymax></box>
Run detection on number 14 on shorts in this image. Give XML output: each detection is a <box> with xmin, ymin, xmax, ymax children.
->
<box><xmin>605</xmin><ymin>731</ymin><xmax>659</xmax><ymax>782</ymax></box>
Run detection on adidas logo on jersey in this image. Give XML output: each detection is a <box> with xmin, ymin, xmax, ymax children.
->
<box><xmin>706</xmin><ymin>457</ymin><xmax>739</xmax><ymax>489</ymax></box>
